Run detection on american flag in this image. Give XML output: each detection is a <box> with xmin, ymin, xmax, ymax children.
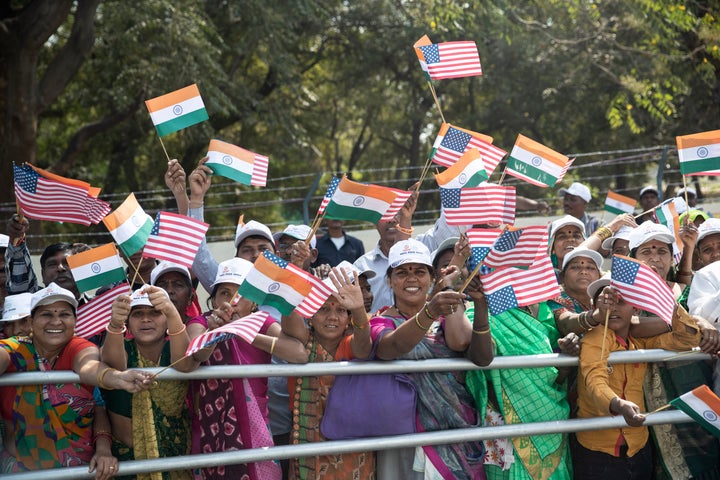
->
<box><xmin>431</xmin><ymin>124</ymin><xmax>507</xmax><ymax>175</ymax></box>
<box><xmin>142</xmin><ymin>211</ymin><xmax>209</xmax><ymax>268</ymax></box>
<box><xmin>317</xmin><ymin>176</ymin><xmax>341</xmax><ymax>216</ymax></box>
<box><xmin>416</xmin><ymin>40</ymin><xmax>483</xmax><ymax>80</ymax></box>
<box><xmin>75</xmin><ymin>282</ymin><xmax>131</xmax><ymax>339</ymax></box>
<box><xmin>466</xmin><ymin>227</ymin><xmax>503</xmax><ymax>271</ymax></box>
<box><xmin>610</xmin><ymin>255</ymin><xmax>676</xmax><ymax>323</ymax></box>
<box><xmin>481</xmin><ymin>255</ymin><xmax>560</xmax><ymax>316</ymax></box>
<box><xmin>440</xmin><ymin>184</ymin><xmax>516</xmax><ymax>226</ymax></box>
<box><xmin>13</xmin><ymin>164</ymin><xmax>110</xmax><ymax>226</ymax></box>
<box><xmin>186</xmin><ymin>311</ymin><xmax>270</xmax><ymax>357</ymax></box>
<box><xmin>483</xmin><ymin>225</ymin><xmax>548</xmax><ymax>269</ymax></box>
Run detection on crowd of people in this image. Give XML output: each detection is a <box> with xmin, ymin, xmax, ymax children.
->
<box><xmin>1</xmin><ymin>158</ymin><xmax>720</xmax><ymax>480</ymax></box>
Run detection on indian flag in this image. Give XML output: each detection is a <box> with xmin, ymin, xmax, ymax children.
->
<box><xmin>434</xmin><ymin>149</ymin><xmax>488</xmax><ymax>188</ymax></box>
<box><xmin>506</xmin><ymin>134</ymin><xmax>570</xmax><ymax>187</ymax></box>
<box><xmin>145</xmin><ymin>84</ymin><xmax>209</xmax><ymax>137</ymax></box>
<box><xmin>605</xmin><ymin>190</ymin><xmax>636</xmax><ymax>215</ymax></box>
<box><xmin>103</xmin><ymin>193</ymin><xmax>154</xmax><ymax>257</ymax></box>
<box><xmin>206</xmin><ymin>139</ymin><xmax>269</xmax><ymax>186</ymax></box>
<box><xmin>237</xmin><ymin>251</ymin><xmax>333</xmax><ymax>317</ymax></box>
<box><xmin>670</xmin><ymin>385</ymin><xmax>720</xmax><ymax>439</ymax></box>
<box><xmin>66</xmin><ymin>243</ymin><xmax>126</xmax><ymax>293</ymax></box>
<box><xmin>676</xmin><ymin>130</ymin><xmax>720</xmax><ymax>176</ymax></box>
<box><xmin>324</xmin><ymin>176</ymin><xmax>411</xmax><ymax>224</ymax></box>
<box><xmin>655</xmin><ymin>199</ymin><xmax>684</xmax><ymax>264</ymax></box>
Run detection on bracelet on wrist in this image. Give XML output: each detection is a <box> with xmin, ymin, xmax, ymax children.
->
<box><xmin>97</xmin><ymin>367</ymin><xmax>115</xmax><ymax>390</ymax></box>
<box><xmin>396</xmin><ymin>225</ymin><xmax>414</xmax><ymax>236</ymax></box>
<box><xmin>414</xmin><ymin>313</ymin><xmax>430</xmax><ymax>331</ymax></box>
<box><xmin>423</xmin><ymin>302</ymin><xmax>436</xmax><ymax>322</ymax></box>
<box><xmin>350</xmin><ymin>318</ymin><xmax>368</xmax><ymax>329</ymax></box>
<box><xmin>167</xmin><ymin>324</ymin><xmax>187</xmax><ymax>337</ymax></box>
<box><xmin>106</xmin><ymin>323</ymin><xmax>127</xmax><ymax>335</ymax></box>
<box><xmin>472</xmin><ymin>326</ymin><xmax>491</xmax><ymax>335</ymax></box>
<box><xmin>269</xmin><ymin>336</ymin><xmax>277</xmax><ymax>355</ymax></box>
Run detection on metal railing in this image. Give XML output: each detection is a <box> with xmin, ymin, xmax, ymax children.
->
<box><xmin>0</xmin><ymin>349</ymin><xmax>710</xmax><ymax>479</ymax></box>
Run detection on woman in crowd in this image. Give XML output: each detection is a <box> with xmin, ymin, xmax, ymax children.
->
<box><xmin>369</xmin><ymin>239</ymin><xmax>487</xmax><ymax>479</ymax></box>
<box><xmin>101</xmin><ymin>285</ymin><xmax>196</xmax><ymax>479</ymax></box>
<box><xmin>574</xmin><ymin>275</ymin><xmax>701</xmax><ymax>480</ymax></box>
<box><xmin>548</xmin><ymin>215</ymin><xmax>585</xmax><ymax>270</ymax></box>
<box><xmin>185</xmin><ymin>257</ymin><xmax>307</xmax><ymax>480</ymax></box>
<box><xmin>0</xmin><ymin>283</ymin><xmax>152</xmax><ymax>476</ymax></box>
<box><xmin>626</xmin><ymin>221</ymin><xmax>720</xmax><ymax>479</ymax></box>
<box><xmin>282</xmin><ymin>266</ymin><xmax>375</xmax><ymax>479</ymax></box>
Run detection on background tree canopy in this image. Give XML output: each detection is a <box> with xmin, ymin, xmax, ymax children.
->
<box><xmin>1</xmin><ymin>0</ymin><xmax>718</xmax><ymax>248</ymax></box>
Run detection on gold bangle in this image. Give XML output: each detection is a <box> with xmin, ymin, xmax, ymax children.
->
<box><xmin>423</xmin><ymin>303</ymin><xmax>436</xmax><ymax>322</ymax></box>
<box><xmin>270</xmin><ymin>337</ymin><xmax>277</xmax><ymax>355</ymax></box>
<box><xmin>593</xmin><ymin>226</ymin><xmax>612</xmax><ymax>241</ymax></box>
<box><xmin>106</xmin><ymin>323</ymin><xmax>127</xmax><ymax>335</ymax></box>
<box><xmin>167</xmin><ymin>324</ymin><xmax>187</xmax><ymax>336</ymax></box>
<box><xmin>350</xmin><ymin>318</ymin><xmax>368</xmax><ymax>329</ymax></box>
<box><xmin>414</xmin><ymin>313</ymin><xmax>430</xmax><ymax>331</ymax></box>
<box><xmin>472</xmin><ymin>326</ymin><xmax>491</xmax><ymax>335</ymax></box>
<box><xmin>396</xmin><ymin>225</ymin><xmax>414</xmax><ymax>235</ymax></box>
<box><xmin>97</xmin><ymin>367</ymin><xmax>115</xmax><ymax>390</ymax></box>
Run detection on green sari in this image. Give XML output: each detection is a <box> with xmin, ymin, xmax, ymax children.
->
<box><xmin>466</xmin><ymin>303</ymin><xmax>572</xmax><ymax>480</ymax></box>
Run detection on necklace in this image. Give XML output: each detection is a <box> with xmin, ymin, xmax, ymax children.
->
<box><xmin>393</xmin><ymin>305</ymin><xmax>417</xmax><ymax>320</ymax></box>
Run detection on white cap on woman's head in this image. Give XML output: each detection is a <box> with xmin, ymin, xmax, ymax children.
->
<box><xmin>558</xmin><ymin>182</ymin><xmax>591</xmax><ymax>203</ymax></box>
<box><xmin>235</xmin><ymin>220</ymin><xmax>274</xmax><ymax>248</ymax></box>
<box><xmin>549</xmin><ymin>215</ymin><xmax>585</xmax><ymax>240</ymax></box>
<box><xmin>129</xmin><ymin>287</ymin><xmax>154</xmax><ymax>308</ymax></box>
<box><xmin>586</xmin><ymin>273</ymin><xmax>612</xmax><ymax>301</ymax></box>
<box><xmin>388</xmin><ymin>239</ymin><xmax>432</xmax><ymax>268</ymax></box>
<box><xmin>697</xmin><ymin>218</ymin><xmax>720</xmax><ymax>244</ymax></box>
<box><xmin>1</xmin><ymin>293</ymin><xmax>33</xmax><ymax>322</ymax></box>
<box><xmin>334</xmin><ymin>260</ymin><xmax>376</xmax><ymax>279</ymax></box>
<box><xmin>211</xmin><ymin>258</ymin><xmax>254</xmax><ymax>289</ymax></box>
<box><xmin>628</xmin><ymin>222</ymin><xmax>675</xmax><ymax>251</ymax></box>
<box><xmin>561</xmin><ymin>247</ymin><xmax>604</xmax><ymax>271</ymax></box>
<box><xmin>30</xmin><ymin>283</ymin><xmax>78</xmax><ymax>311</ymax></box>
<box><xmin>601</xmin><ymin>225</ymin><xmax>634</xmax><ymax>251</ymax></box>
<box><xmin>150</xmin><ymin>261</ymin><xmax>191</xmax><ymax>286</ymax></box>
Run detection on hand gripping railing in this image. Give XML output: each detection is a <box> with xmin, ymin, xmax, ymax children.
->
<box><xmin>0</xmin><ymin>349</ymin><xmax>709</xmax><ymax>479</ymax></box>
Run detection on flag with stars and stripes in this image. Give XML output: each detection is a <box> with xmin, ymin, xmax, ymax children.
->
<box><xmin>440</xmin><ymin>184</ymin><xmax>516</xmax><ymax>226</ymax></box>
<box><xmin>317</xmin><ymin>176</ymin><xmax>342</xmax><ymax>216</ymax></box>
<box><xmin>237</xmin><ymin>251</ymin><xmax>334</xmax><ymax>317</ymax></box>
<box><xmin>483</xmin><ymin>225</ymin><xmax>549</xmax><ymax>269</ymax></box>
<box><xmin>430</xmin><ymin>123</ymin><xmax>506</xmax><ymax>176</ymax></box>
<box><xmin>466</xmin><ymin>227</ymin><xmax>504</xmax><ymax>271</ymax></box>
<box><xmin>434</xmin><ymin>149</ymin><xmax>488</xmax><ymax>189</ymax></box>
<box><xmin>13</xmin><ymin>163</ymin><xmax>111</xmax><ymax>226</ymax></box>
<box><xmin>186</xmin><ymin>311</ymin><xmax>271</xmax><ymax>356</ymax></box>
<box><xmin>75</xmin><ymin>282</ymin><xmax>131</xmax><ymax>339</ymax></box>
<box><xmin>414</xmin><ymin>35</ymin><xmax>483</xmax><ymax>80</ymax></box>
<box><xmin>205</xmin><ymin>139</ymin><xmax>269</xmax><ymax>187</ymax></box>
<box><xmin>505</xmin><ymin>134</ymin><xmax>571</xmax><ymax>188</ymax></box>
<box><xmin>610</xmin><ymin>255</ymin><xmax>676</xmax><ymax>323</ymax></box>
<box><xmin>481</xmin><ymin>255</ymin><xmax>560</xmax><ymax>316</ymax></box>
<box><xmin>142</xmin><ymin>211</ymin><xmax>209</xmax><ymax>268</ymax></box>
<box><xmin>324</xmin><ymin>176</ymin><xmax>412</xmax><ymax>224</ymax></box>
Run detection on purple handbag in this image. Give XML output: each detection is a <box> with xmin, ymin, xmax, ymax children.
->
<box><xmin>320</xmin><ymin>329</ymin><xmax>417</xmax><ymax>439</ymax></box>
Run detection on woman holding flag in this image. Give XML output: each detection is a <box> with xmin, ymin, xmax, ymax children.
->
<box><xmin>184</xmin><ymin>257</ymin><xmax>307</xmax><ymax>480</ymax></box>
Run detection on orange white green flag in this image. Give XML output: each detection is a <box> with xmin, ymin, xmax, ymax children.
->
<box><xmin>205</xmin><ymin>139</ymin><xmax>269</xmax><ymax>186</ymax></box>
<box><xmin>604</xmin><ymin>191</ymin><xmax>636</xmax><ymax>215</ymax></box>
<box><xmin>324</xmin><ymin>176</ymin><xmax>411</xmax><ymax>224</ymax></box>
<box><xmin>670</xmin><ymin>385</ymin><xmax>720</xmax><ymax>439</ymax></box>
<box><xmin>66</xmin><ymin>243</ymin><xmax>126</xmax><ymax>293</ymax></box>
<box><xmin>676</xmin><ymin>130</ymin><xmax>720</xmax><ymax>176</ymax></box>
<box><xmin>434</xmin><ymin>149</ymin><xmax>488</xmax><ymax>188</ymax></box>
<box><xmin>145</xmin><ymin>84</ymin><xmax>208</xmax><ymax>137</ymax></box>
<box><xmin>102</xmin><ymin>193</ymin><xmax>154</xmax><ymax>257</ymax></box>
<box><xmin>505</xmin><ymin>134</ymin><xmax>571</xmax><ymax>187</ymax></box>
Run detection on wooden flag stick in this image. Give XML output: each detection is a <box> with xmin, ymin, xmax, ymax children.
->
<box><xmin>682</xmin><ymin>174</ymin><xmax>690</xmax><ymax>211</ymax></box>
<box><xmin>497</xmin><ymin>167</ymin><xmax>508</xmax><ymax>186</ymax></box>
<box><xmin>129</xmin><ymin>257</ymin><xmax>144</xmax><ymax>287</ymax></box>
<box><xmin>427</xmin><ymin>81</ymin><xmax>446</xmax><ymax>123</ymax></box>
<box><xmin>151</xmin><ymin>354</ymin><xmax>191</xmax><ymax>379</ymax></box>
<box><xmin>13</xmin><ymin>199</ymin><xmax>25</xmax><ymax>247</ymax></box>
<box><xmin>416</xmin><ymin>157</ymin><xmax>435</xmax><ymax>192</ymax></box>
<box><xmin>458</xmin><ymin>260</ymin><xmax>483</xmax><ymax>295</ymax></box>
<box><xmin>158</xmin><ymin>136</ymin><xmax>172</xmax><ymax>163</ymax></box>
<box><xmin>649</xmin><ymin>403</ymin><xmax>672</xmax><ymax>414</ymax></box>
<box><xmin>306</xmin><ymin>211</ymin><xmax>326</xmax><ymax>246</ymax></box>
<box><xmin>599</xmin><ymin>308</ymin><xmax>611</xmax><ymax>362</ymax></box>
<box><xmin>662</xmin><ymin>346</ymin><xmax>701</xmax><ymax>361</ymax></box>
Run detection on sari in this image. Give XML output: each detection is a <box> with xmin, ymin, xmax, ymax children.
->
<box><xmin>103</xmin><ymin>340</ymin><xmax>191</xmax><ymax>480</ymax></box>
<box><xmin>465</xmin><ymin>304</ymin><xmax>572</xmax><ymax>480</ymax></box>
<box><xmin>289</xmin><ymin>332</ymin><xmax>375</xmax><ymax>480</ymax></box>
<box><xmin>369</xmin><ymin>314</ymin><xmax>486</xmax><ymax>480</ymax></box>
<box><xmin>0</xmin><ymin>336</ymin><xmax>96</xmax><ymax>471</ymax></box>
<box><xmin>187</xmin><ymin>314</ymin><xmax>280</xmax><ymax>480</ymax></box>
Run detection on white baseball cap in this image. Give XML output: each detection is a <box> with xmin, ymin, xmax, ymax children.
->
<box><xmin>558</xmin><ymin>182</ymin><xmax>591</xmax><ymax>203</ymax></box>
<box><xmin>0</xmin><ymin>234</ymin><xmax>9</xmax><ymax>249</ymax></box>
<box><xmin>335</xmin><ymin>260</ymin><xmax>376</xmax><ymax>279</ymax></box>
<box><xmin>587</xmin><ymin>273</ymin><xmax>612</xmax><ymax>301</ymax></box>
<box><xmin>235</xmin><ymin>220</ymin><xmax>274</xmax><ymax>249</ymax></box>
<box><xmin>150</xmin><ymin>261</ymin><xmax>191</xmax><ymax>286</ymax></box>
<box><xmin>628</xmin><ymin>222</ymin><xmax>675</xmax><ymax>251</ymax></box>
<box><xmin>561</xmin><ymin>247</ymin><xmax>604</xmax><ymax>271</ymax></box>
<box><xmin>677</xmin><ymin>187</ymin><xmax>697</xmax><ymax>197</ymax></box>
<box><xmin>697</xmin><ymin>218</ymin><xmax>720</xmax><ymax>244</ymax></box>
<box><xmin>129</xmin><ymin>286</ymin><xmax>169</xmax><ymax>308</ymax></box>
<box><xmin>30</xmin><ymin>283</ymin><xmax>78</xmax><ymax>312</ymax></box>
<box><xmin>639</xmin><ymin>185</ymin><xmax>659</xmax><ymax>198</ymax></box>
<box><xmin>388</xmin><ymin>239</ymin><xmax>432</xmax><ymax>269</ymax></box>
<box><xmin>211</xmin><ymin>257</ymin><xmax>254</xmax><ymax>289</ymax></box>
<box><xmin>601</xmin><ymin>225</ymin><xmax>634</xmax><ymax>251</ymax></box>
<box><xmin>281</xmin><ymin>224</ymin><xmax>317</xmax><ymax>248</ymax></box>
<box><xmin>549</xmin><ymin>215</ymin><xmax>586</xmax><ymax>240</ymax></box>
<box><xmin>1</xmin><ymin>293</ymin><xmax>33</xmax><ymax>322</ymax></box>
<box><xmin>431</xmin><ymin>237</ymin><xmax>460</xmax><ymax>268</ymax></box>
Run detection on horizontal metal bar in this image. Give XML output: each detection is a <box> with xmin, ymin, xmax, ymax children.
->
<box><xmin>0</xmin><ymin>349</ymin><xmax>709</xmax><ymax>386</ymax></box>
<box><xmin>2</xmin><ymin>410</ymin><xmax>693</xmax><ymax>480</ymax></box>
